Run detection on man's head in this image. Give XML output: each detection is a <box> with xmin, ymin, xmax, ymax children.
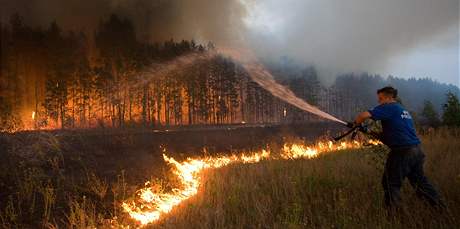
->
<box><xmin>377</xmin><ymin>86</ymin><xmax>398</xmax><ymax>104</ymax></box>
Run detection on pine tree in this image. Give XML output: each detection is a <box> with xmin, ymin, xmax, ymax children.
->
<box><xmin>442</xmin><ymin>92</ymin><xmax>460</xmax><ymax>127</ymax></box>
<box><xmin>420</xmin><ymin>100</ymin><xmax>440</xmax><ymax>127</ymax></box>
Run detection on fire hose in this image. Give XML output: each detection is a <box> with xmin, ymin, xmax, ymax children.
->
<box><xmin>333</xmin><ymin>122</ymin><xmax>381</xmax><ymax>144</ymax></box>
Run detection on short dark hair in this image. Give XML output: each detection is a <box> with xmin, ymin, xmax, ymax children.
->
<box><xmin>377</xmin><ymin>86</ymin><xmax>398</xmax><ymax>98</ymax></box>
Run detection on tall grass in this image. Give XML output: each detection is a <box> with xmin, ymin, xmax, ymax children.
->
<box><xmin>0</xmin><ymin>129</ymin><xmax>458</xmax><ymax>228</ymax></box>
<box><xmin>156</xmin><ymin>129</ymin><xmax>460</xmax><ymax>228</ymax></box>
<box><xmin>0</xmin><ymin>132</ymin><xmax>127</xmax><ymax>228</ymax></box>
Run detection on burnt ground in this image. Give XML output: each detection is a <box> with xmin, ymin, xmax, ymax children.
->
<box><xmin>0</xmin><ymin>122</ymin><xmax>344</xmax><ymax>182</ymax></box>
<box><xmin>0</xmin><ymin>122</ymin><xmax>346</xmax><ymax>227</ymax></box>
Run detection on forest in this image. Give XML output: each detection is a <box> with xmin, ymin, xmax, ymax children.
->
<box><xmin>1</xmin><ymin>14</ymin><xmax>459</xmax><ymax>132</ymax></box>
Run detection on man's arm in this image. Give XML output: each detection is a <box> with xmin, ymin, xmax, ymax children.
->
<box><xmin>354</xmin><ymin>111</ymin><xmax>372</xmax><ymax>125</ymax></box>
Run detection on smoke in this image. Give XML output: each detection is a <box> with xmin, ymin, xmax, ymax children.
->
<box><xmin>0</xmin><ymin>0</ymin><xmax>247</xmax><ymax>44</ymax></box>
<box><xmin>243</xmin><ymin>0</ymin><xmax>459</xmax><ymax>84</ymax></box>
<box><xmin>1</xmin><ymin>0</ymin><xmax>458</xmax><ymax>84</ymax></box>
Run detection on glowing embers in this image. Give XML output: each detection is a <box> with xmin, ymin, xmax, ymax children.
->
<box><xmin>122</xmin><ymin>140</ymin><xmax>380</xmax><ymax>226</ymax></box>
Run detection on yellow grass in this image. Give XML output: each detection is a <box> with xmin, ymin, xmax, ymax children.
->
<box><xmin>152</xmin><ymin>129</ymin><xmax>460</xmax><ymax>228</ymax></box>
<box><xmin>0</xmin><ymin>129</ymin><xmax>458</xmax><ymax>228</ymax></box>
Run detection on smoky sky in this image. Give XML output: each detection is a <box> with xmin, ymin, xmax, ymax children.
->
<box><xmin>243</xmin><ymin>0</ymin><xmax>459</xmax><ymax>85</ymax></box>
<box><xmin>1</xmin><ymin>0</ymin><xmax>459</xmax><ymax>86</ymax></box>
<box><xmin>0</xmin><ymin>0</ymin><xmax>247</xmax><ymax>43</ymax></box>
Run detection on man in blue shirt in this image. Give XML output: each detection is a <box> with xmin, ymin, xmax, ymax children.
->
<box><xmin>351</xmin><ymin>86</ymin><xmax>443</xmax><ymax>209</ymax></box>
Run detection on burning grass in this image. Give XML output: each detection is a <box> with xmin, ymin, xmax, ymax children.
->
<box><xmin>132</xmin><ymin>129</ymin><xmax>460</xmax><ymax>228</ymax></box>
<box><xmin>121</xmin><ymin>140</ymin><xmax>368</xmax><ymax>225</ymax></box>
<box><xmin>0</xmin><ymin>128</ymin><xmax>459</xmax><ymax>228</ymax></box>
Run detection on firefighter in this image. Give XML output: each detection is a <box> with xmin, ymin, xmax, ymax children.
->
<box><xmin>350</xmin><ymin>86</ymin><xmax>444</xmax><ymax>209</ymax></box>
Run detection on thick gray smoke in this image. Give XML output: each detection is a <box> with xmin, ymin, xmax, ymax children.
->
<box><xmin>1</xmin><ymin>0</ymin><xmax>458</xmax><ymax>84</ymax></box>
<box><xmin>243</xmin><ymin>0</ymin><xmax>459</xmax><ymax>84</ymax></box>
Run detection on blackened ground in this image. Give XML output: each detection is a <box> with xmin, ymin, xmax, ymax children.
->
<box><xmin>0</xmin><ymin>122</ymin><xmax>345</xmax><ymax>228</ymax></box>
<box><xmin>2</xmin><ymin>122</ymin><xmax>344</xmax><ymax>180</ymax></box>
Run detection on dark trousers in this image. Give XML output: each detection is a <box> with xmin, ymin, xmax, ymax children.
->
<box><xmin>382</xmin><ymin>145</ymin><xmax>442</xmax><ymax>207</ymax></box>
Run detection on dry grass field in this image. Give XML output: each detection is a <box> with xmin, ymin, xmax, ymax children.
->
<box><xmin>155</xmin><ymin>129</ymin><xmax>460</xmax><ymax>229</ymax></box>
<box><xmin>0</xmin><ymin>128</ymin><xmax>459</xmax><ymax>228</ymax></box>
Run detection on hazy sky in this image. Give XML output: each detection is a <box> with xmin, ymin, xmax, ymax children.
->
<box><xmin>2</xmin><ymin>0</ymin><xmax>459</xmax><ymax>86</ymax></box>
<box><xmin>241</xmin><ymin>0</ymin><xmax>459</xmax><ymax>86</ymax></box>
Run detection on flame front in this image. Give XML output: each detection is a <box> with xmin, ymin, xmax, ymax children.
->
<box><xmin>122</xmin><ymin>140</ymin><xmax>381</xmax><ymax>226</ymax></box>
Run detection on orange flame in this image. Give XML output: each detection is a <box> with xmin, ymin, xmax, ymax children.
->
<box><xmin>122</xmin><ymin>140</ymin><xmax>381</xmax><ymax>226</ymax></box>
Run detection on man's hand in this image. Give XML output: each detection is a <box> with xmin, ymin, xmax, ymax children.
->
<box><xmin>354</xmin><ymin>111</ymin><xmax>372</xmax><ymax>125</ymax></box>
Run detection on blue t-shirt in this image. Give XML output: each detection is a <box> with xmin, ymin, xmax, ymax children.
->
<box><xmin>368</xmin><ymin>102</ymin><xmax>420</xmax><ymax>148</ymax></box>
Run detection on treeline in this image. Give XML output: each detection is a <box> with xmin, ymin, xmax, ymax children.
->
<box><xmin>268</xmin><ymin>58</ymin><xmax>460</xmax><ymax>127</ymax></box>
<box><xmin>331</xmin><ymin>74</ymin><xmax>460</xmax><ymax>127</ymax></box>
<box><xmin>322</xmin><ymin>73</ymin><xmax>460</xmax><ymax>123</ymax></box>
<box><xmin>1</xmin><ymin>14</ymin><xmax>459</xmax><ymax>132</ymax></box>
<box><xmin>0</xmin><ymin>14</ymin><xmax>309</xmax><ymax>131</ymax></box>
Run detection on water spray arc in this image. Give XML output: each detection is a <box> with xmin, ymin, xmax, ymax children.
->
<box><xmin>241</xmin><ymin>62</ymin><xmax>346</xmax><ymax>125</ymax></box>
<box><xmin>216</xmin><ymin>48</ymin><xmax>347</xmax><ymax>125</ymax></box>
<box><xmin>139</xmin><ymin>48</ymin><xmax>346</xmax><ymax>125</ymax></box>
